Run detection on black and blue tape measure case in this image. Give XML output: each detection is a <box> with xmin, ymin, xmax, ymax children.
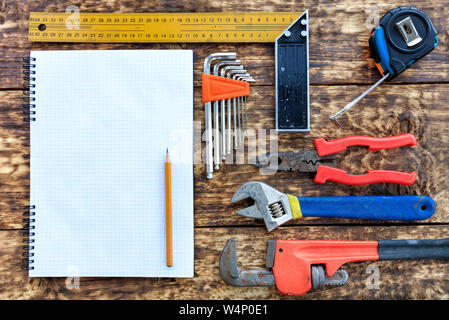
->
<box><xmin>369</xmin><ymin>6</ymin><xmax>438</xmax><ymax>79</ymax></box>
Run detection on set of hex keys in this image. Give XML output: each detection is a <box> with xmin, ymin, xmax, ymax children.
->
<box><xmin>202</xmin><ymin>53</ymin><xmax>255</xmax><ymax>179</ymax></box>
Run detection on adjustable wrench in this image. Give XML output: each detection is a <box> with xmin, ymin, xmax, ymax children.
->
<box><xmin>231</xmin><ymin>181</ymin><xmax>436</xmax><ymax>232</ymax></box>
<box><xmin>220</xmin><ymin>237</ymin><xmax>449</xmax><ymax>296</ymax></box>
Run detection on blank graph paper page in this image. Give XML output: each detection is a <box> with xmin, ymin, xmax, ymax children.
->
<box><xmin>29</xmin><ymin>50</ymin><xmax>194</xmax><ymax>277</ymax></box>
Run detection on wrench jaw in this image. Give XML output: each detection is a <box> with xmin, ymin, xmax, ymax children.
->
<box><xmin>219</xmin><ymin>239</ymin><xmax>349</xmax><ymax>295</ymax></box>
<box><xmin>250</xmin><ymin>151</ymin><xmax>337</xmax><ymax>173</ymax></box>
<box><xmin>311</xmin><ymin>266</ymin><xmax>349</xmax><ymax>290</ymax></box>
<box><xmin>219</xmin><ymin>238</ymin><xmax>275</xmax><ymax>287</ymax></box>
<box><xmin>231</xmin><ymin>181</ymin><xmax>293</xmax><ymax>232</ymax></box>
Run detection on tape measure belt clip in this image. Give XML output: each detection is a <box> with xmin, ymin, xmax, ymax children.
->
<box><xmin>369</xmin><ymin>6</ymin><xmax>438</xmax><ymax>79</ymax></box>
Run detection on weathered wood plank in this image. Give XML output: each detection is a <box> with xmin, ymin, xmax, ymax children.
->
<box><xmin>0</xmin><ymin>0</ymin><xmax>448</xmax><ymax>89</ymax></box>
<box><xmin>0</xmin><ymin>0</ymin><xmax>448</xmax><ymax>301</ymax></box>
<box><xmin>1</xmin><ymin>82</ymin><xmax>447</xmax><ymax>228</ymax></box>
<box><xmin>1</xmin><ymin>225</ymin><xmax>448</xmax><ymax>299</ymax></box>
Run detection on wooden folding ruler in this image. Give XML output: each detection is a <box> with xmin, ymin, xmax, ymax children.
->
<box><xmin>28</xmin><ymin>12</ymin><xmax>302</xmax><ymax>43</ymax></box>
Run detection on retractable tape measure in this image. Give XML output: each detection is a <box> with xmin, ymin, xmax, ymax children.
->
<box><xmin>369</xmin><ymin>6</ymin><xmax>438</xmax><ymax>79</ymax></box>
<box><xmin>28</xmin><ymin>12</ymin><xmax>302</xmax><ymax>43</ymax></box>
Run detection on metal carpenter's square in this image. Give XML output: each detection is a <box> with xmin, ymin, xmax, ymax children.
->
<box><xmin>275</xmin><ymin>11</ymin><xmax>310</xmax><ymax>132</ymax></box>
<box><xmin>28</xmin><ymin>12</ymin><xmax>302</xmax><ymax>43</ymax></box>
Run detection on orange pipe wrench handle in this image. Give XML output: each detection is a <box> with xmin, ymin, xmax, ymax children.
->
<box><xmin>272</xmin><ymin>240</ymin><xmax>379</xmax><ymax>296</ymax></box>
<box><xmin>272</xmin><ymin>238</ymin><xmax>449</xmax><ymax>296</ymax></box>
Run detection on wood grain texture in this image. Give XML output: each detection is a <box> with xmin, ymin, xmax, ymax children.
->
<box><xmin>1</xmin><ymin>226</ymin><xmax>448</xmax><ymax>300</ymax></box>
<box><xmin>0</xmin><ymin>0</ymin><xmax>448</xmax><ymax>300</ymax></box>
<box><xmin>1</xmin><ymin>84</ymin><xmax>448</xmax><ymax>228</ymax></box>
<box><xmin>1</xmin><ymin>0</ymin><xmax>449</xmax><ymax>88</ymax></box>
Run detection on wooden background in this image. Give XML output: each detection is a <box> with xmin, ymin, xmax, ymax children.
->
<box><xmin>1</xmin><ymin>0</ymin><xmax>449</xmax><ymax>299</ymax></box>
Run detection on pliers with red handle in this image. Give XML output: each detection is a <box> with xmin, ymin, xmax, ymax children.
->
<box><xmin>251</xmin><ymin>133</ymin><xmax>418</xmax><ymax>185</ymax></box>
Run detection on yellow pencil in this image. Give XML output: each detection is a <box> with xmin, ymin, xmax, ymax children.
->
<box><xmin>165</xmin><ymin>149</ymin><xmax>173</xmax><ymax>267</ymax></box>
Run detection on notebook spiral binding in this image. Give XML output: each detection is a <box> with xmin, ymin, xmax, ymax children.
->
<box><xmin>22</xmin><ymin>205</ymin><xmax>36</xmax><ymax>270</ymax></box>
<box><xmin>22</xmin><ymin>57</ymin><xmax>37</xmax><ymax>270</ymax></box>
<box><xmin>23</xmin><ymin>57</ymin><xmax>36</xmax><ymax>122</ymax></box>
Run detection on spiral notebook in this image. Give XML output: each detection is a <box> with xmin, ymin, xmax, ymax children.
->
<box><xmin>26</xmin><ymin>50</ymin><xmax>194</xmax><ymax>277</ymax></box>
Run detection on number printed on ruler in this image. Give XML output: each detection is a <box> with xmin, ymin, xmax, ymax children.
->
<box><xmin>28</xmin><ymin>12</ymin><xmax>303</xmax><ymax>43</ymax></box>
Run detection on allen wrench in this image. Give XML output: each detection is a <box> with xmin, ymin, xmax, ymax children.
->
<box><xmin>226</xmin><ymin>68</ymin><xmax>246</xmax><ymax>153</ymax></box>
<box><xmin>203</xmin><ymin>53</ymin><xmax>236</xmax><ymax>179</ymax></box>
<box><xmin>212</xmin><ymin>59</ymin><xmax>239</xmax><ymax>170</ymax></box>
<box><xmin>219</xmin><ymin>62</ymin><xmax>242</xmax><ymax>161</ymax></box>
<box><xmin>231</xmin><ymin>70</ymin><xmax>249</xmax><ymax>148</ymax></box>
<box><xmin>236</xmin><ymin>75</ymin><xmax>255</xmax><ymax>141</ymax></box>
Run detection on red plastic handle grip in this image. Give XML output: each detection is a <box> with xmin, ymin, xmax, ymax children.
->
<box><xmin>313</xmin><ymin>133</ymin><xmax>417</xmax><ymax>156</ymax></box>
<box><xmin>314</xmin><ymin>165</ymin><xmax>417</xmax><ymax>185</ymax></box>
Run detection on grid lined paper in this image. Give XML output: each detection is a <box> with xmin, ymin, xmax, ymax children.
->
<box><xmin>29</xmin><ymin>50</ymin><xmax>194</xmax><ymax>277</ymax></box>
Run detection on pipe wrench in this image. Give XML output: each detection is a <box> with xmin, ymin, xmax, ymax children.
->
<box><xmin>252</xmin><ymin>133</ymin><xmax>418</xmax><ymax>185</ymax></box>
<box><xmin>220</xmin><ymin>237</ymin><xmax>449</xmax><ymax>297</ymax></box>
<box><xmin>231</xmin><ymin>181</ymin><xmax>436</xmax><ymax>232</ymax></box>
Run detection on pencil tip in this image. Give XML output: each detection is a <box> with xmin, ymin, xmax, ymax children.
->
<box><xmin>165</xmin><ymin>148</ymin><xmax>170</xmax><ymax>162</ymax></box>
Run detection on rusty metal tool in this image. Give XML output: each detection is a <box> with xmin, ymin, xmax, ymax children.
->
<box><xmin>220</xmin><ymin>237</ymin><xmax>449</xmax><ymax>296</ymax></box>
<box><xmin>251</xmin><ymin>133</ymin><xmax>419</xmax><ymax>186</ymax></box>
<box><xmin>231</xmin><ymin>181</ymin><xmax>436</xmax><ymax>232</ymax></box>
<box><xmin>203</xmin><ymin>53</ymin><xmax>236</xmax><ymax>179</ymax></box>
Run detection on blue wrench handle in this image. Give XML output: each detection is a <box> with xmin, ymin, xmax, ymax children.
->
<box><xmin>298</xmin><ymin>195</ymin><xmax>436</xmax><ymax>220</ymax></box>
